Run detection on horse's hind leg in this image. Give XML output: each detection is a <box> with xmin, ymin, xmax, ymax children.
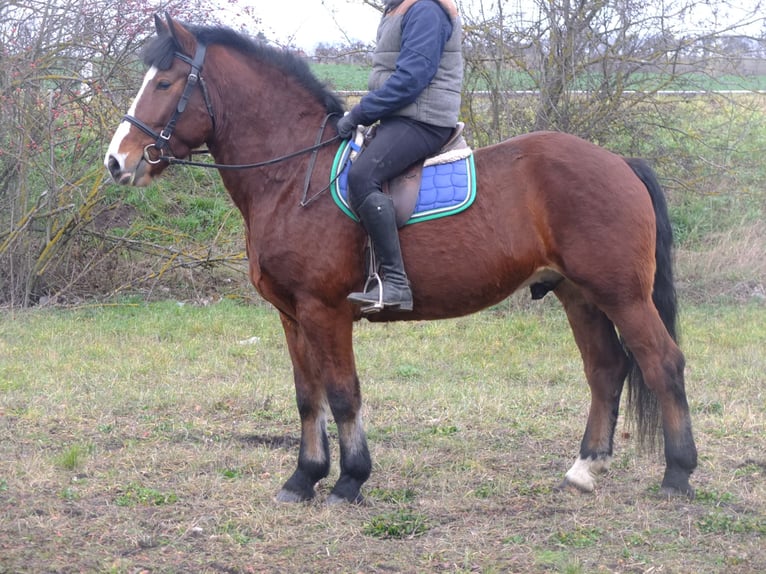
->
<box><xmin>609</xmin><ymin>302</ymin><xmax>697</xmax><ymax>496</ymax></box>
<box><xmin>556</xmin><ymin>282</ymin><xmax>631</xmax><ymax>492</ymax></box>
<box><xmin>275</xmin><ymin>307</ymin><xmax>371</xmax><ymax>504</ymax></box>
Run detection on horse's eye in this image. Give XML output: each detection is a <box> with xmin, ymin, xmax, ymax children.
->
<box><xmin>157</xmin><ymin>80</ymin><xmax>172</xmax><ymax>90</ymax></box>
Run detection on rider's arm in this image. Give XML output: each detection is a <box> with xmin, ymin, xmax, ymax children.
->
<box><xmin>350</xmin><ymin>1</ymin><xmax>453</xmax><ymax>126</ymax></box>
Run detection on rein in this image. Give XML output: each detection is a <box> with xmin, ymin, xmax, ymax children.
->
<box><xmin>124</xmin><ymin>40</ymin><xmax>345</xmax><ymax>207</ymax></box>
<box><xmin>158</xmin><ymin>125</ymin><xmax>341</xmax><ymax>170</ymax></box>
<box><xmin>161</xmin><ymin>114</ymin><xmax>343</xmax><ymax>208</ymax></box>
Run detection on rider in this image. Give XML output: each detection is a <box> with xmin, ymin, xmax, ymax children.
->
<box><xmin>336</xmin><ymin>0</ymin><xmax>463</xmax><ymax>312</ymax></box>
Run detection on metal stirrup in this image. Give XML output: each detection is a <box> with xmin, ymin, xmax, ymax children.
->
<box><xmin>360</xmin><ymin>273</ymin><xmax>384</xmax><ymax>314</ymax></box>
<box><xmin>360</xmin><ymin>239</ymin><xmax>384</xmax><ymax>314</ymax></box>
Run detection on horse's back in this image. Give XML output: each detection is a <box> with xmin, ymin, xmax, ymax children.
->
<box><xmin>474</xmin><ymin>130</ymin><xmax>655</xmax><ymax>237</ymax></box>
<box><xmin>477</xmin><ymin>131</ymin><xmax>643</xmax><ymax>193</ymax></box>
<box><xmin>390</xmin><ymin>131</ymin><xmax>658</xmax><ymax>320</ymax></box>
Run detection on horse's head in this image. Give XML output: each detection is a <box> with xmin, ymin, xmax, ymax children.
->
<box><xmin>105</xmin><ymin>14</ymin><xmax>216</xmax><ymax>186</ymax></box>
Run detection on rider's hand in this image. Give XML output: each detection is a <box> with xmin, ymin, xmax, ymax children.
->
<box><xmin>336</xmin><ymin>114</ymin><xmax>357</xmax><ymax>139</ymax></box>
<box><xmin>337</xmin><ymin>106</ymin><xmax>363</xmax><ymax>139</ymax></box>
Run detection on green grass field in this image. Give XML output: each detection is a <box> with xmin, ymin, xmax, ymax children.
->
<box><xmin>1</xmin><ymin>297</ymin><xmax>764</xmax><ymax>572</ymax></box>
<box><xmin>1</xmin><ymin>59</ymin><xmax>764</xmax><ymax>573</ymax></box>
<box><xmin>310</xmin><ymin>63</ymin><xmax>766</xmax><ymax>92</ymax></box>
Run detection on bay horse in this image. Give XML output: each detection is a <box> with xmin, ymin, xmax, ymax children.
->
<box><xmin>105</xmin><ymin>14</ymin><xmax>697</xmax><ymax>503</ymax></box>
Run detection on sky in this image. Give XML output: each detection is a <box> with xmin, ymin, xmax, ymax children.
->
<box><xmin>250</xmin><ymin>0</ymin><xmax>382</xmax><ymax>51</ymax></box>
<box><xmin>246</xmin><ymin>0</ymin><xmax>765</xmax><ymax>52</ymax></box>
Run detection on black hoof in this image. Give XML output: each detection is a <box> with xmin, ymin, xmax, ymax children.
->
<box><xmin>326</xmin><ymin>492</ymin><xmax>365</xmax><ymax>505</ymax></box>
<box><xmin>661</xmin><ymin>467</ymin><xmax>694</xmax><ymax>499</ymax></box>
<box><xmin>659</xmin><ymin>484</ymin><xmax>695</xmax><ymax>499</ymax></box>
<box><xmin>328</xmin><ymin>476</ymin><xmax>364</xmax><ymax>504</ymax></box>
<box><xmin>275</xmin><ymin>488</ymin><xmax>314</xmax><ymax>503</ymax></box>
<box><xmin>276</xmin><ymin>470</ymin><xmax>318</xmax><ymax>503</ymax></box>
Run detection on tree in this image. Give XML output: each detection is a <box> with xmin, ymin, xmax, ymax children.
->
<box><xmin>0</xmin><ymin>0</ymin><xmax>250</xmax><ymax>306</ymax></box>
<box><xmin>460</xmin><ymin>0</ymin><xmax>765</xmax><ymax>143</ymax></box>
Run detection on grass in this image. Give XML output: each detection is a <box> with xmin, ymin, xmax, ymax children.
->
<box><xmin>55</xmin><ymin>443</ymin><xmax>92</xmax><ymax>471</ymax></box>
<box><xmin>310</xmin><ymin>62</ymin><xmax>369</xmax><ymax>91</ymax></box>
<box><xmin>363</xmin><ymin>509</ymin><xmax>431</xmax><ymax>539</ymax></box>
<box><xmin>0</xmin><ymin>295</ymin><xmax>765</xmax><ymax>572</ymax></box>
<box><xmin>115</xmin><ymin>483</ymin><xmax>179</xmax><ymax>507</ymax></box>
<box><xmin>311</xmin><ymin>63</ymin><xmax>766</xmax><ymax>93</ymax></box>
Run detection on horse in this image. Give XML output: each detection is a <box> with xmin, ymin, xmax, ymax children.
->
<box><xmin>104</xmin><ymin>14</ymin><xmax>697</xmax><ymax>504</ymax></box>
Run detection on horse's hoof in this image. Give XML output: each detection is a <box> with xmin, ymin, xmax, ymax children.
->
<box><xmin>326</xmin><ymin>492</ymin><xmax>365</xmax><ymax>505</ymax></box>
<box><xmin>275</xmin><ymin>488</ymin><xmax>313</xmax><ymax>503</ymax></box>
<box><xmin>555</xmin><ymin>478</ymin><xmax>594</xmax><ymax>494</ymax></box>
<box><xmin>559</xmin><ymin>459</ymin><xmax>600</xmax><ymax>493</ymax></box>
<box><xmin>326</xmin><ymin>493</ymin><xmax>348</xmax><ymax>505</ymax></box>
<box><xmin>659</xmin><ymin>485</ymin><xmax>695</xmax><ymax>500</ymax></box>
<box><xmin>660</xmin><ymin>468</ymin><xmax>694</xmax><ymax>499</ymax></box>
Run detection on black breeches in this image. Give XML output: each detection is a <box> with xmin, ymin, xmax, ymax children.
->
<box><xmin>346</xmin><ymin>117</ymin><xmax>452</xmax><ymax>213</ymax></box>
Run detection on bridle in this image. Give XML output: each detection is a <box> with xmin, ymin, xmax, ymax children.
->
<box><xmin>120</xmin><ymin>40</ymin><xmax>343</xmax><ymax>206</ymax></box>
<box><xmin>122</xmin><ymin>42</ymin><xmax>216</xmax><ymax>164</ymax></box>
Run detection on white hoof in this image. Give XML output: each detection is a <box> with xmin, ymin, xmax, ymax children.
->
<box><xmin>563</xmin><ymin>456</ymin><xmax>611</xmax><ymax>493</ymax></box>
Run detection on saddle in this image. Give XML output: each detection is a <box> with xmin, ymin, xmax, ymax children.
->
<box><xmin>353</xmin><ymin>122</ymin><xmax>471</xmax><ymax>228</ymax></box>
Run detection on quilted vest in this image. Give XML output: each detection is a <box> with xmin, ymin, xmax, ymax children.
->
<box><xmin>368</xmin><ymin>0</ymin><xmax>463</xmax><ymax>127</ymax></box>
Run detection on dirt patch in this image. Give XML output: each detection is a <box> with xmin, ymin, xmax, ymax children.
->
<box><xmin>91</xmin><ymin>202</ymin><xmax>138</xmax><ymax>232</ymax></box>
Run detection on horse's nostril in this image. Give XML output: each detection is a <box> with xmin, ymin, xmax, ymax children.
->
<box><xmin>107</xmin><ymin>156</ymin><xmax>122</xmax><ymax>180</ymax></box>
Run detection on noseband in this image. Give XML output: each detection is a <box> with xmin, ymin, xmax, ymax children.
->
<box><xmin>119</xmin><ymin>39</ymin><xmax>342</xmax><ymax>208</ymax></box>
<box><xmin>122</xmin><ymin>42</ymin><xmax>216</xmax><ymax>164</ymax></box>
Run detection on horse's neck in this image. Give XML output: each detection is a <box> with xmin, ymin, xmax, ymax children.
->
<box><xmin>209</xmin><ymin>54</ymin><xmax>329</xmax><ymax>164</ymax></box>
<box><xmin>205</xmin><ymin>52</ymin><xmax>341</xmax><ymax>241</ymax></box>
<box><xmin>210</xmin><ymin>127</ymin><xmax>329</xmax><ymax>212</ymax></box>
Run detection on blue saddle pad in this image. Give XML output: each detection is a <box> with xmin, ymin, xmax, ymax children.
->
<box><xmin>330</xmin><ymin>140</ymin><xmax>476</xmax><ymax>226</ymax></box>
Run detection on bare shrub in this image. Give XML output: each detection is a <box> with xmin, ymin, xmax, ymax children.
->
<box><xmin>677</xmin><ymin>223</ymin><xmax>766</xmax><ymax>302</ymax></box>
<box><xmin>0</xmin><ymin>0</ymin><xmax>252</xmax><ymax>307</ymax></box>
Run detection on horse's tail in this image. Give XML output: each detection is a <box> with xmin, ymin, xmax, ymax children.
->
<box><xmin>623</xmin><ymin>157</ymin><xmax>679</xmax><ymax>451</ymax></box>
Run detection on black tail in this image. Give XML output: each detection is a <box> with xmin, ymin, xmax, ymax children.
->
<box><xmin>623</xmin><ymin>157</ymin><xmax>678</xmax><ymax>450</ymax></box>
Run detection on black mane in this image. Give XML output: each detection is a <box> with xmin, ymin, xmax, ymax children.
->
<box><xmin>142</xmin><ymin>24</ymin><xmax>346</xmax><ymax>116</ymax></box>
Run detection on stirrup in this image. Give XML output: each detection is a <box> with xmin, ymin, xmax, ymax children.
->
<box><xmin>359</xmin><ymin>238</ymin><xmax>384</xmax><ymax>314</ymax></box>
<box><xmin>359</xmin><ymin>272</ymin><xmax>384</xmax><ymax>315</ymax></box>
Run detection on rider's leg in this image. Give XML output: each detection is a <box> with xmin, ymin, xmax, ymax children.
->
<box><xmin>347</xmin><ymin>117</ymin><xmax>451</xmax><ymax>311</ymax></box>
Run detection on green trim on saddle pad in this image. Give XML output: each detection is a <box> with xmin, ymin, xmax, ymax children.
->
<box><xmin>330</xmin><ymin>140</ymin><xmax>476</xmax><ymax>226</ymax></box>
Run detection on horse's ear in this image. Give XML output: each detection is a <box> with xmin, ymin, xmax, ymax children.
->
<box><xmin>166</xmin><ymin>12</ymin><xmax>179</xmax><ymax>43</ymax></box>
<box><xmin>164</xmin><ymin>12</ymin><xmax>196</xmax><ymax>56</ymax></box>
<box><xmin>154</xmin><ymin>13</ymin><xmax>167</xmax><ymax>36</ymax></box>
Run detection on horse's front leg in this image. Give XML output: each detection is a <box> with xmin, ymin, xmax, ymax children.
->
<box><xmin>275</xmin><ymin>310</ymin><xmax>330</xmax><ymax>502</ymax></box>
<box><xmin>275</xmin><ymin>307</ymin><xmax>371</xmax><ymax>504</ymax></box>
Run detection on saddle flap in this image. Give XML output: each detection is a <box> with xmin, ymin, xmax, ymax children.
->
<box><xmin>384</xmin><ymin>162</ymin><xmax>425</xmax><ymax>228</ymax></box>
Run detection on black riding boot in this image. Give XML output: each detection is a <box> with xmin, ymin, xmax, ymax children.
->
<box><xmin>348</xmin><ymin>192</ymin><xmax>413</xmax><ymax>312</ymax></box>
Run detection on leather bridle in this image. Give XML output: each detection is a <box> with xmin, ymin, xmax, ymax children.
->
<box><xmin>121</xmin><ymin>42</ymin><xmax>216</xmax><ymax>164</ymax></box>
<box><xmin>118</xmin><ymin>40</ymin><xmax>343</xmax><ymax>207</ymax></box>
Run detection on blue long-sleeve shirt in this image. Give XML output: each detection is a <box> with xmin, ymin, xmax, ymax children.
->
<box><xmin>352</xmin><ymin>0</ymin><xmax>454</xmax><ymax>126</ymax></box>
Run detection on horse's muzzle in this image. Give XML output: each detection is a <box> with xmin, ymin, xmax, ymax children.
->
<box><xmin>106</xmin><ymin>155</ymin><xmax>152</xmax><ymax>186</ymax></box>
<box><xmin>106</xmin><ymin>155</ymin><xmax>126</xmax><ymax>183</ymax></box>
